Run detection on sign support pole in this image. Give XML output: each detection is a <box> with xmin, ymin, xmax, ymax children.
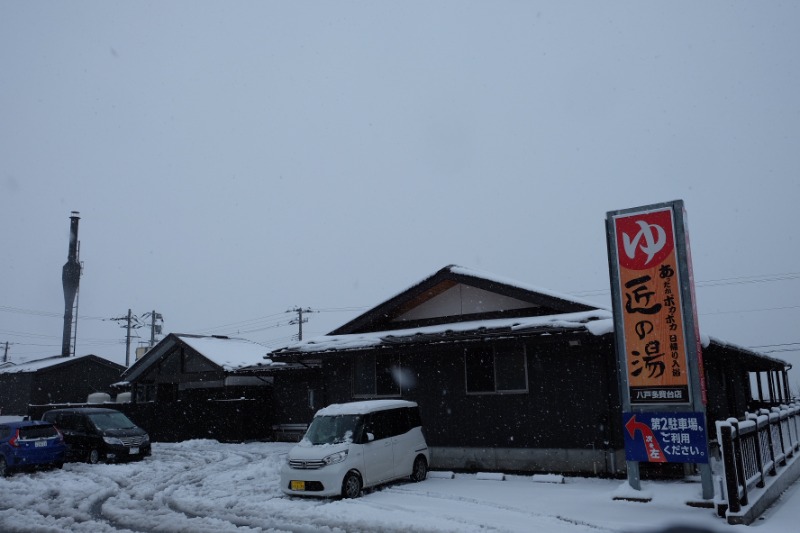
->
<box><xmin>606</xmin><ymin>200</ymin><xmax>713</xmax><ymax>499</ymax></box>
<box><xmin>673</xmin><ymin>206</ymin><xmax>714</xmax><ymax>500</ymax></box>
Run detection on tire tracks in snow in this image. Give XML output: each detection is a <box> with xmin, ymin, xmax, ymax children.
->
<box><xmin>376</xmin><ymin>485</ymin><xmax>618</xmax><ymax>533</ymax></box>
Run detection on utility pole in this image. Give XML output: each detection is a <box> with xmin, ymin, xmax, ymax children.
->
<box><xmin>126</xmin><ymin>309</ymin><xmax>133</xmax><ymax>366</ymax></box>
<box><xmin>287</xmin><ymin>307</ymin><xmax>314</xmax><ymax>341</ymax></box>
<box><xmin>110</xmin><ymin>310</ymin><xmax>142</xmax><ymax>367</ymax></box>
<box><xmin>142</xmin><ymin>311</ymin><xmax>163</xmax><ymax>348</ymax></box>
<box><xmin>2</xmin><ymin>342</ymin><xmax>10</xmax><ymax>363</ymax></box>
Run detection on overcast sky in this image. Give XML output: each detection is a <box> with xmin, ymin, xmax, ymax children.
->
<box><xmin>2</xmin><ymin>2</ymin><xmax>799</xmax><ymax>389</ymax></box>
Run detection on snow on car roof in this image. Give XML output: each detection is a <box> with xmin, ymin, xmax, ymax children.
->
<box><xmin>315</xmin><ymin>400</ymin><xmax>417</xmax><ymax>416</ymax></box>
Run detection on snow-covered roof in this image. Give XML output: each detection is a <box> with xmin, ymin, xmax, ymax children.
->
<box><xmin>0</xmin><ymin>355</ymin><xmax>120</xmax><ymax>375</ymax></box>
<box><xmin>176</xmin><ymin>335</ymin><xmax>270</xmax><ymax>371</ymax></box>
<box><xmin>275</xmin><ymin>309</ymin><xmax>612</xmax><ymax>355</ymax></box>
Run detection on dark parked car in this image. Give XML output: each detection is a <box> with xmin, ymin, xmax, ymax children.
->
<box><xmin>41</xmin><ymin>408</ymin><xmax>151</xmax><ymax>464</ymax></box>
<box><xmin>0</xmin><ymin>420</ymin><xmax>66</xmax><ymax>476</ymax></box>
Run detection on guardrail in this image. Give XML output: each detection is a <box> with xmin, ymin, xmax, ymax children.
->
<box><xmin>716</xmin><ymin>402</ymin><xmax>800</xmax><ymax>516</ymax></box>
<box><xmin>272</xmin><ymin>423</ymin><xmax>308</xmax><ymax>442</ymax></box>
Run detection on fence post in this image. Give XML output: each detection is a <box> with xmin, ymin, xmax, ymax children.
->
<box><xmin>719</xmin><ymin>423</ymin><xmax>741</xmax><ymax>514</ymax></box>
<box><xmin>774</xmin><ymin>407</ymin><xmax>788</xmax><ymax>466</ymax></box>
<box><xmin>782</xmin><ymin>404</ymin><xmax>797</xmax><ymax>458</ymax></box>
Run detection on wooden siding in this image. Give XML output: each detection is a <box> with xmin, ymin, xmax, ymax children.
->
<box><xmin>307</xmin><ymin>335</ymin><xmax>623</xmax><ymax>454</ymax></box>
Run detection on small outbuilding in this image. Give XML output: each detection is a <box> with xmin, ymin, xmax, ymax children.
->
<box><xmin>119</xmin><ymin>333</ymin><xmax>275</xmax><ymax>441</ymax></box>
<box><xmin>0</xmin><ymin>355</ymin><xmax>125</xmax><ymax>416</ymax></box>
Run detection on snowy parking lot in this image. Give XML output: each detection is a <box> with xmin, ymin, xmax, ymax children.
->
<box><xmin>0</xmin><ymin>440</ymin><xmax>796</xmax><ymax>533</ymax></box>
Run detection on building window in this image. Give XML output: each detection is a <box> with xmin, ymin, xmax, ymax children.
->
<box><xmin>135</xmin><ymin>383</ymin><xmax>156</xmax><ymax>403</ymax></box>
<box><xmin>465</xmin><ymin>344</ymin><xmax>528</xmax><ymax>394</ymax></box>
<box><xmin>353</xmin><ymin>354</ymin><xmax>401</xmax><ymax>397</ymax></box>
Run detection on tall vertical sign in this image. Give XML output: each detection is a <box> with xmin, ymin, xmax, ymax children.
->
<box><xmin>606</xmin><ymin>200</ymin><xmax>712</xmax><ymax>499</ymax></box>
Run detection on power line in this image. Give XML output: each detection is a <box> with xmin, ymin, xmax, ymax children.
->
<box><xmin>255</xmin><ymin>335</ymin><xmax>299</xmax><ymax>349</ymax></box>
<box><xmin>0</xmin><ymin>330</ymin><xmax>62</xmax><ymax>340</ymax></box>
<box><xmin>762</xmin><ymin>348</ymin><xmax>800</xmax><ymax>354</ymax></box>
<box><xmin>701</xmin><ymin>305</ymin><xmax>800</xmax><ymax>316</ymax></box>
<box><xmin>236</xmin><ymin>320</ymin><xmax>296</xmax><ymax>335</ymax></box>
<box><xmin>4</xmin><ymin>269</ymin><xmax>797</xmax><ymax>357</ymax></box>
<box><xmin>314</xmin><ymin>306</ymin><xmax>369</xmax><ymax>313</ymax></box>
<box><xmin>748</xmin><ymin>342</ymin><xmax>800</xmax><ymax>349</ymax></box>
<box><xmin>193</xmin><ymin>311</ymin><xmax>291</xmax><ymax>334</ymax></box>
<box><xmin>570</xmin><ymin>271</ymin><xmax>800</xmax><ymax>297</ymax></box>
<box><xmin>0</xmin><ymin>305</ymin><xmax>107</xmax><ymax>321</ymax></box>
<box><xmin>695</xmin><ymin>272</ymin><xmax>800</xmax><ymax>287</ymax></box>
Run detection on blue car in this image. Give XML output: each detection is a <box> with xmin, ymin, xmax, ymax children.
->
<box><xmin>0</xmin><ymin>420</ymin><xmax>66</xmax><ymax>476</ymax></box>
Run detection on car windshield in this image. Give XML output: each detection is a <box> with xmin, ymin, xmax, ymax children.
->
<box><xmin>88</xmin><ymin>412</ymin><xmax>137</xmax><ymax>431</ymax></box>
<box><xmin>303</xmin><ymin>414</ymin><xmax>362</xmax><ymax>445</ymax></box>
<box><xmin>18</xmin><ymin>425</ymin><xmax>58</xmax><ymax>439</ymax></box>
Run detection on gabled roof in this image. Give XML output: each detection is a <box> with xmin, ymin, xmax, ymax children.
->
<box><xmin>270</xmin><ymin>266</ymin><xmax>612</xmax><ymax>358</ymax></box>
<box><xmin>0</xmin><ymin>355</ymin><xmax>124</xmax><ymax>375</ymax></box>
<box><xmin>122</xmin><ymin>333</ymin><xmax>270</xmax><ymax>381</ymax></box>
<box><xmin>273</xmin><ymin>310</ymin><xmax>612</xmax><ymax>357</ymax></box>
<box><xmin>330</xmin><ymin>265</ymin><xmax>606</xmax><ymax>335</ymax></box>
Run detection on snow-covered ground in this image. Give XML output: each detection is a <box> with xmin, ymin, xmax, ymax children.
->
<box><xmin>0</xmin><ymin>440</ymin><xmax>797</xmax><ymax>533</ymax></box>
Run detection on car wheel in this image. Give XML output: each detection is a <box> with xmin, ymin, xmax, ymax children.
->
<box><xmin>87</xmin><ymin>449</ymin><xmax>100</xmax><ymax>464</ymax></box>
<box><xmin>341</xmin><ymin>471</ymin><xmax>362</xmax><ymax>499</ymax></box>
<box><xmin>410</xmin><ymin>455</ymin><xmax>428</xmax><ymax>482</ymax></box>
<box><xmin>0</xmin><ymin>457</ymin><xmax>8</xmax><ymax>477</ymax></box>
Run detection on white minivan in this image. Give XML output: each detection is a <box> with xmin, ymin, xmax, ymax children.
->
<box><xmin>280</xmin><ymin>399</ymin><xmax>429</xmax><ymax>498</ymax></box>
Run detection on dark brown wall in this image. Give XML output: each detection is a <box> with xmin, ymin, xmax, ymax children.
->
<box><xmin>308</xmin><ymin>334</ymin><xmax>622</xmax><ymax>452</ymax></box>
<box><xmin>1</xmin><ymin>359</ymin><xmax>123</xmax><ymax>415</ymax></box>
<box><xmin>28</xmin><ymin>395</ymin><xmax>273</xmax><ymax>443</ymax></box>
<box><xmin>272</xmin><ymin>370</ymin><xmax>324</xmax><ymax>424</ymax></box>
<box><xmin>0</xmin><ymin>373</ymin><xmax>34</xmax><ymax>415</ymax></box>
<box><xmin>132</xmin><ymin>346</ymin><xmax>225</xmax><ymax>387</ymax></box>
<box><xmin>29</xmin><ymin>361</ymin><xmax>123</xmax><ymax>406</ymax></box>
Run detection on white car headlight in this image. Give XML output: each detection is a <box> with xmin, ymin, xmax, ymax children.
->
<box><xmin>323</xmin><ymin>450</ymin><xmax>348</xmax><ymax>465</ymax></box>
<box><xmin>103</xmin><ymin>436</ymin><xmax>124</xmax><ymax>446</ymax></box>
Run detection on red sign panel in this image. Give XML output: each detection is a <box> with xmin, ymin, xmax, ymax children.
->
<box><xmin>612</xmin><ymin>207</ymin><xmax>691</xmax><ymax>404</ymax></box>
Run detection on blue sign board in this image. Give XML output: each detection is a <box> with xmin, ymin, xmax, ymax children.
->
<box><xmin>622</xmin><ymin>411</ymin><xmax>708</xmax><ymax>464</ymax></box>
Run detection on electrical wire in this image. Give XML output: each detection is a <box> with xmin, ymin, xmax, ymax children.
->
<box><xmin>3</xmin><ymin>269</ymin><xmax>798</xmax><ymax>358</ymax></box>
<box><xmin>570</xmin><ymin>271</ymin><xmax>800</xmax><ymax>297</ymax></box>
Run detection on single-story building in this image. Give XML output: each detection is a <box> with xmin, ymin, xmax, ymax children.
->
<box><xmin>117</xmin><ymin>333</ymin><xmax>276</xmax><ymax>441</ymax></box>
<box><xmin>263</xmin><ymin>265</ymin><xmax>791</xmax><ymax>475</ymax></box>
<box><xmin>0</xmin><ymin>355</ymin><xmax>125</xmax><ymax>416</ymax></box>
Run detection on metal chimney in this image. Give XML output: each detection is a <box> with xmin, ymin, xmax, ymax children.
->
<box><xmin>61</xmin><ymin>211</ymin><xmax>81</xmax><ymax>357</ymax></box>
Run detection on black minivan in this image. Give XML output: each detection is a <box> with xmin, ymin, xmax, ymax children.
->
<box><xmin>41</xmin><ymin>407</ymin><xmax>151</xmax><ymax>464</ymax></box>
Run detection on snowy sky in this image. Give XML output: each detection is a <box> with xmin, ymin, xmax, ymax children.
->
<box><xmin>1</xmin><ymin>3</ymin><xmax>799</xmax><ymax>389</ymax></box>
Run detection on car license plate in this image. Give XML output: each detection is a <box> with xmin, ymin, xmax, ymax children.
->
<box><xmin>290</xmin><ymin>480</ymin><xmax>305</xmax><ymax>491</ymax></box>
<box><xmin>35</xmin><ymin>440</ymin><xmax>47</xmax><ymax>448</ymax></box>
<box><xmin>129</xmin><ymin>447</ymin><xmax>139</xmax><ymax>455</ymax></box>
